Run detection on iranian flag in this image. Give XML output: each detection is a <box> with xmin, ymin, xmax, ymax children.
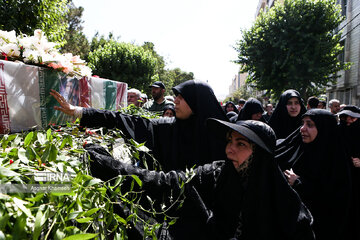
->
<box><xmin>0</xmin><ymin>60</ymin><xmax>127</xmax><ymax>134</ymax></box>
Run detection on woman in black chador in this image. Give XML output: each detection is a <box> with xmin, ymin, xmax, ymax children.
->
<box><xmin>268</xmin><ymin>89</ymin><xmax>306</xmax><ymax>139</ymax></box>
<box><xmin>224</xmin><ymin>101</ymin><xmax>239</xmax><ymax>114</ymax></box>
<box><xmin>276</xmin><ymin>109</ymin><xmax>352</xmax><ymax>240</ymax></box>
<box><xmin>51</xmin><ymin>80</ymin><xmax>228</xmax><ymax>171</ymax></box>
<box><xmin>236</xmin><ymin>97</ymin><xmax>266</xmax><ymax>122</ymax></box>
<box><xmin>338</xmin><ymin>105</ymin><xmax>360</xmax><ymax>239</ymax></box>
<box><xmin>85</xmin><ymin>119</ymin><xmax>315</xmax><ymax>240</ymax></box>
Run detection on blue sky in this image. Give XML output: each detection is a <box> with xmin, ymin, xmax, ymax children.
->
<box><xmin>73</xmin><ymin>0</ymin><xmax>259</xmax><ymax>100</ymax></box>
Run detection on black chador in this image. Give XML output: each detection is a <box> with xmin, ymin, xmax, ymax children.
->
<box><xmin>268</xmin><ymin>89</ymin><xmax>306</xmax><ymax>139</ymax></box>
<box><xmin>80</xmin><ymin>80</ymin><xmax>228</xmax><ymax>171</ymax></box>
<box><xmin>276</xmin><ymin>109</ymin><xmax>352</xmax><ymax>240</ymax></box>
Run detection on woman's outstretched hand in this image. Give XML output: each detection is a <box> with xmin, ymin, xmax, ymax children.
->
<box><xmin>50</xmin><ymin>89</ymin><xmax>76</xmax><ymax>116</ymax></box>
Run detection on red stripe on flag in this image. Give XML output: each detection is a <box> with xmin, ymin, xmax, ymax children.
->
<box><xmin>0</xmin><ymin>62</ymin><xmax>10</xmax><ymax>134</ymax></box>
<box><xmin>80</xmin><ymin>76</ymin><xmax>91</xmax><ymax>108</ymax></box>
<box><xmin>116</xmin><ymin>82</ymin><xmax>127</xmax><ymax>110</ymax></box>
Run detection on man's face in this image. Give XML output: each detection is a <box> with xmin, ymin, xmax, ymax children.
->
<box><xmin>330</xmin><ymin>102</ymin><xmax>340</xmax><ymax>114</ymax></box>
<box><xmin>128</xmin><ymin>92</ymin><xmax>140</xmax><ymax>106</ymax></box>
<box><xmin>265</xmin><ymin>104</ymin><xmax>273</xmax><ymax>113</ymax></box>
<box><xmin>151</xmin><ymin>87</ymin><xmax>164</xmax><ymax>101</ymax></box>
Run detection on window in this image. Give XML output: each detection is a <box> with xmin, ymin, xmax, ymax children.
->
<box><xmin>341</xmin><ymin>0</ymin><xmax>347</xmax><ymax>16</ymax></box>
<box><xmin>338</xmin><ymin>40</ymin><xmax>345</xmax><ymax>63</ymax></box>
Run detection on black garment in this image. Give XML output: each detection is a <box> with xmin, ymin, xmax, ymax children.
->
<box><xmin>80</xmin><ymin>80</ymin><xmax>228</xmax><ymax>171</ymax></box>
<box><xmin>262</xmin><ymin>112</ymin><xmax>271</xmax><ymax>122</ymax></box>
<box><xmin>86</xmin><ymin>144</ymin><xmax>315</xmax><ymax>240</ymax></box>
<box><xmin>276</xmin><ymin>109</ymin><xmax>352</xmax><ymax>240</ymax></box>
<box><xmin>339</xmin><ymin>115</ymin><xmax>360</xmax><ymax>239</ymax></box>
<box><xmin>236</xmin><ymin>98</ymin><xmax>266</xmax><ymax>122</ymax></box>
<box><xmin>224</xmin><ymin>101</ymin><xmax>239</xmax><ymax>114</ymax></box>
<box><xmin>268</xmin><ymin>89</ymin><xmax>306</xmax><ymax>139</ymax></box>
<box><xmin>226</xmin><ymin>111</ymin><xmax>238</xmax><ymax>122</ymax></box>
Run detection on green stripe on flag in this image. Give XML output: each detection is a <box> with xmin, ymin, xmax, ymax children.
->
<box><xmin>105</xmin><ymin>81</ymin><xmax>117</xmax><ymax>110</ymax></box>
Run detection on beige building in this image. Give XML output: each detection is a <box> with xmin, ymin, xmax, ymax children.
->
<box><xmin>229</xmin><ymin>71</ymin><xmax>247</xmax><ymax>96</ymax></box>
<box><xmin>327</xmin><ymin>0</ymin><xmax>360</xmax><ymax>106</ymax></box>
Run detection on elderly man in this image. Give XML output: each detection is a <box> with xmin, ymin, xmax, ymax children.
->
<box><xmin>127</xmin><ymin>88</ymin><xmax>142</xmax><ymax>107</ymax></box>
<box><xmin>143</xmin><ymin>81</ymin><xmax>173</xmax><ymax>111</ymax></box>
<box><xmin>329</xmin><ymin>99</ymin><xmax>341</xmax><ymax>114</ymax></box>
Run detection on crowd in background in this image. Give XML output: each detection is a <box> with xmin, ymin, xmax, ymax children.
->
<box><xmin>51</xmin><ymin>80</ymin><xmax>360</xmax><ymax>239</ymax></box>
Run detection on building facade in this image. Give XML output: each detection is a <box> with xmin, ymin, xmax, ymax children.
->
<box><xmin>229</xmin><ymin>71</ymin><xmax>247</xmax><ymax>96</ymax></box>
<box><xmin>327</xmin><ymin>0</ymin><xmax>360</xmax><ymax>106</ymax></box>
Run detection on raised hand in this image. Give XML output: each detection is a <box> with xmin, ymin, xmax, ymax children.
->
<box><xmin>50</xmin><ymin>89</ymin><xmax>76</xmax><ymax>116</ymax></box>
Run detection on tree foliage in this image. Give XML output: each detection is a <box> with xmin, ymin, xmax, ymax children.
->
<box><xmin>0</xmin><ymin>0</ymin><xmax>69</xmax><ymax>45</ymax></box>
<box><xmin>223</xmin><ymin>85</ymin><xmax>259</xmax><ymax>104</ymax></box>
<box><xmin>88</xmin><ymin>39</ymin><xmax>158</xmax><ymax>91</ymax></box>
<box><xmin>234</xmin><ymin>0</ymin><xmax>347</xmax><ymax>99</ymax></box>
<box><xmin>61</xmin><ymin>2</ymin><xmax>90</xmax><ymax>60</ymax></box>
<box><xmin>161</xmin><ymin>68</ymin><xmax>195</xmax><ymax>96</ymax></box>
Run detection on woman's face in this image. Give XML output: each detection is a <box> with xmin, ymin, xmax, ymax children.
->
<box><xmin>174</xmin><ymin>94</ymin><xmax>193</xmax><ymax>119</ymax></box>
<box><xmin>226</xmin><ymin>131</ymin><xmax>253</xmax><ymax>170</ymax></box>
<box><xmin>286</xmin><ymin>97</ymin><xmax>301</xmax><ymax>117</ymax></box>
<box><xmin>163</xmin><ymin>109</ymin><xmax>174</xmax><ymax>118</ymax></box>
<box><xmin>300</xmin><ymin>116</ymin><xmax>318</xmax><ymax>143</ymax></box>
<box><xmin>226</xmin><ymin>104</ymin><xmax>235</xmax><ymax>112</ymax></box>
<box><xmin>251</xmin><ymin>112</ymin><xmax>263</xmax><ymax>121</ymax></box>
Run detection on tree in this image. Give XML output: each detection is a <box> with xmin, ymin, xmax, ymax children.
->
<box><xmin>0</xmin><ymin>0</ymin><xmax>69</xmax><ymax>45</ymax></box>
<box><xmin>61</xmin><ymin>2</ymin><xmax>90</xmax><ymax>60</ymax></box>
<box><xmin>234</xmin><ymin>0</ymin><xmax>347</xmax><ymax>100</ymax></box>
<box><xmin>223</xmin><ymin>85</ymin><xmax>259</xmax><ymax>104</ymax></box>
<box><xmin>161</xmin><ymin>68</ymin><xmax>194</xmax><ymax>95</ymax></box>
<box><xmin>141</xmin><ymin>42</ymin><xmax>194</xmax><ymax>96</ymax></box>
<box><xmin>88</xmin><ymin>39</ymin><xmax>158</xmax><ymax>91</ymax></box>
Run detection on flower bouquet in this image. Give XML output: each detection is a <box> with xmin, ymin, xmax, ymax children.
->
<box><xmin>0</xmin><ymin>29</ymin><xmax>92</xmax><ymax>77</ymax></box>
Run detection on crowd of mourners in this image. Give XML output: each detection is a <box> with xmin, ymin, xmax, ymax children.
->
<box><xmin>50</xmin><ymin>80</ymin><xmax>360</xmax><ymax>240</ymax></box>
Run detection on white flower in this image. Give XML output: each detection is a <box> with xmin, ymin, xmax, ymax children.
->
<box><xmin>0</xmin><ymin>30</ymin><xmax>17</xmax><ymax>46</ymax></box>
<box><xmin>17</xmin><ymin>36</ymin><xmax>32</xmax><ymax>50</ymax></box>
<box><xmin>0</xmin><ymin>29</ymin><xmax>91</xmax><ymax>77</ymax></box>
<box><xmin>23</xmin><ymin>49</ymin><xmax>40</xmax><ymax>63</ymax></box>
<box><xmin>0</xmin><ymin>43</ymin><xmax>21</xmax><ymax>57</ymax></box>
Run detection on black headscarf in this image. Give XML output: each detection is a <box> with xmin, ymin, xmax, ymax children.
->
<box><xmin>206</xmin><ymin>119</ymin><xmax>314</xmax><ymax>239</ymax></box>
<box><xmin>268</xmin><ymin>89</ymin><xmax>306</xmax><ymax>139</ymax></box>
<box><xmin>154</xmin><ymin>80</ymin><xmax>228</xmax><ymax>170</ymax></box>
<box><xmin>224</xmin><ymin>101</ymin><xmax>239</xmax><ymax>114</ymax></box>
<box><xmin>276</xmin><ymin>109</ymin><xmax>351</xmax><ymax>240</ymax></box>
<box><xmin>338</xmin><ymin>106</ymin><xmax>360</xmax><ymax>239</ymax></box>
<box><xmin>236</xmin><ymin>98</ymin><xmax>265</xmax><ymax>122</ymax></box>
<box><xmin>162</xmin><ymin>104</ymin><xmax>176</xmax><ymax>117</ymax></box>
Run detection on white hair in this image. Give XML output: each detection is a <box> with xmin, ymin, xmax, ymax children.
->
<box><xmin>328</xmin><ymin>99</ymin><xmax>340</xmax><ymax>107</ymax></box>
<box><xmin>128</xmin><ymin>88</ymin><xmax>141</xmax><ymax>98</ymax></box>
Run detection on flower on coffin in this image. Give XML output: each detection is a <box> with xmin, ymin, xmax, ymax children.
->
<box><xmin>0</xmin><ymin>29</ymin><xmax>92</xmax><ymax>77</ymax></box>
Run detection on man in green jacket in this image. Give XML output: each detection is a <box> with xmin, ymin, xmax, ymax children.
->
<box><xmin>143</xmin><ymin>81</ymin><xmax>174</xmax><ymax>112</ymax></box>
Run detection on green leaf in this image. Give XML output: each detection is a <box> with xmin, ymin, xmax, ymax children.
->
<box><xmin>0</xmin><ymin>214</ymin><xmax>10</xmax><ymax>229</ymax></box>
<box><xmin>131</xmin><ymin>175</ymin><xmax>142</xmax><ymax>187</ymax></box>
<box><xmin>85</xmin><ymin>178</ymin><xmax>102</xmax><ymax>187</ymax></box>
<box><xmin>66</xmin><ymin>211</ymin><xmax>83</xmax><ymax>220</ymax></box>
<box><xmin>37</xmin><ymin>132</ymin><xmax>47</xmax><ymax>145</ymax></box>
<box><xmin>62</xmin><ymin>233</ymin><xmax>98</xmax><ymax>240</ymax></box>
<box><xmin>75</xmin><ymin>217</ymin><xmax>93</xmax><ymax>223</ymax></box>
<box><xmin>84</xmin><ymin>208</ymin><xmax>100</xmax><ymax>217</ymax></box>
<box><xmin>18</xmin><ymin>147</ymin><xmax>29</xmax><ymax>164</ymax></box>
<box><xmin>33</xmin><ymin>209</ymin><xmax>43</xmax><ymax>240</ymax></box>
<box><xmin>46</xmin><ymin>128</ymin><xmax>52</xmax><ymax>141</ymax></box>
<box><xmin>13</xmin><ymin>197</ymin><xmax>32</xmax><ymax>217</ymax></box>
<box><xmin>0</xmin><ymin>166</ymin><xmax>21</xmax><ymax>177</ymax></box>
<box><xmin>24</xmin><ymin>132</ymin><xmax>34</xmax><ymax>147</ymax></box>
<box><xmin>49</xmin><ymin>144</ymin><xmax>58</xmax><ymax>162</ymax></box>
